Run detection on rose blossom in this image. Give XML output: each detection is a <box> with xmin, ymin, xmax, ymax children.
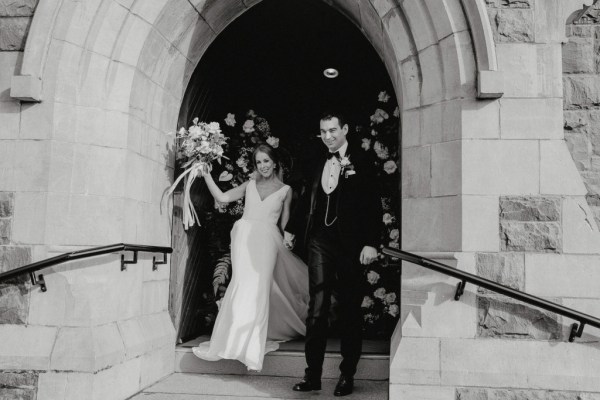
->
<box><xmin>361</xmin><ymin>138</ymin><xmax>371</xmax><ymax>151</ymax></box>
<box><xmin>266</xmin><ymin>136</ymin><xmax>279</xmax><ymax>148</ymax></box>
<box><xmin>370</xmin><ymin>108</ymin><xmax>389</xmax><ymax>124</ymax></box>
<box><xmin>236</xmin><ymin>157</ymin><xmax>248</xmax><ymax>169</ymax></box>
<box><xmin>389</xmin><ymin>241</ymin><xmax>400</xmax><ymax>249</ymax></box>
<box><xmin>378</xmin><ymin>91</ymin><xmax>390</xmax><ymax>102</ymax></box>
<box><xmin>374</xmin><ymin>287</ymin><xmax>386</xmax><ymax>299</ymax></box>
<box><xmin>225</xmin><ymin>113</ymin><xmax>236</xmax><ymax>127</ymax></box>
<box><xmin>366</xmin><ymin>270</ymin><xmax>380</xmax><ymax>285</ymax></box>
<box><xmin>384</xmin><ymin>292</ymin><xmax>397</xmax><ymax>305</ymax></box>
<box><xmin>388</xmin><ymin>304</ymin><xmax>399</xmax><ymax>317</ymax></box>
<box><xmin>383</xmin><ymin>160</ymin><xmax>397</xmax><ymax>174</ymax></box>
<box><xmin>393</xmin><ymin>106</ymin><xmax>400</xmax><ymax>118</ymax></box>
<box><xmin>382</xmin><ymin>213</ymin><xmax>393</xmax><ymax>225</ymax></box>
<box><xmin>243</xmin><ymin>120</ymin><xmax>255</xmax><ymax>133</ymax></box>
<box><xmin>373</xmin><ymin>141</ymin><xmax>389</xmax><ymax>159</ymax></box>
<box><xmin>361</xmin><ymin>296</ymin><xmax>374</xmax><ymax>308</ymax></box>
<box><xmin>389</xmin><ymin>229</ymin><xmax>399</xmax><ymax>240</ymax></box>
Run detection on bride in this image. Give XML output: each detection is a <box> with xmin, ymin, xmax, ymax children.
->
<box><xmin>192</xmin><ymin>143</ymin><xmax>309</xmax><ymax>371</ymax></box>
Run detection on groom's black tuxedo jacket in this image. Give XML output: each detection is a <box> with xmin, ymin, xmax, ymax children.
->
<box><xmin>285</xmin><ymin>139</ymin><xmax>382</xmax><ymax>258</ymax></box>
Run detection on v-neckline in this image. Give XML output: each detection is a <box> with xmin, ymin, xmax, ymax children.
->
<box><xmin>254</xmin><ymin>180</ymin><xmax>286</xmax><ymax>202</ymax></box>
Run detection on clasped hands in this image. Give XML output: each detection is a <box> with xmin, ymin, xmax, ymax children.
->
<box><xmin>283</xmin><ymin>232</ymin><xmax>378</xmax><ymax>265</ymax></box>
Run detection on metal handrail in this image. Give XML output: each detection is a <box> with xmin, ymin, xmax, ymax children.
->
<box><xmin>382</xmin><ymin>247</ymin><xmax>600</xmax><ymax>342</ymax></box>
<box><xmin>0</xmin><ymin>243</ymin><xmax>172</xmax><ymax>292</ymax></box>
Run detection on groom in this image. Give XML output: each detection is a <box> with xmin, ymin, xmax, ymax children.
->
<box><xmin>284</xmin><ymin>110</ymin><xmax>382</xmax><ymax>396</ymax></box>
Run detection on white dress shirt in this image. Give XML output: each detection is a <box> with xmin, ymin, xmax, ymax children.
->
<box><xmin>321</xmin><ymin>141</ymin><xmax>348</xmax><ymax>195</ymax></box>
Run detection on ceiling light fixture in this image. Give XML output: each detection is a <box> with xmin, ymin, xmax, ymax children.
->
<box><xmin>323</xmin><ymin>68</ymin><xmax>339</xmax><ymax>78</ymax></box>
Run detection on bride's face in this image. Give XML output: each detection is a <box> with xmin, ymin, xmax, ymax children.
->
<box><xmin>255</xmin><ymin>151</ymin><xmax>275</xmax><ymax>178</ymax></box>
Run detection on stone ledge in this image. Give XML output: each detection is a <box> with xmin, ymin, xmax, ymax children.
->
<box><xmin>10</xmin><ymin>75</ymin><xmax>41</xmax><ymax>102</ymax></box>
<box><xmin>478</xmin><ymin>70</ymin><xmax>504</xmax><ymax>99</ymax></box>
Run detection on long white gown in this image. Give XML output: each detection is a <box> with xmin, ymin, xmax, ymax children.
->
<box><xmin>192</xmin><ymin>180</ymin><xmax>309</xmax><ymax>371</ymax></box>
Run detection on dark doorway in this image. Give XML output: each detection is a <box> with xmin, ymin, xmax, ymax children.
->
<box><xmin>172</xmin><ymin>0</ymin><xmax>399</xmax><ymax>343</ymax></box>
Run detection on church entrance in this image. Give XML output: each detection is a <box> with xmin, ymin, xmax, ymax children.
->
<box><xmin>170</xmin><ymin>0</ymin><xmax>400</xmax><ymax>351</ymax></box>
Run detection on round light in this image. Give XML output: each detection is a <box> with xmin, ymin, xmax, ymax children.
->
<box><xmin>323</xmin><ymin>68</ymin><xmax>339</xmax><ymax>78</ymax></box>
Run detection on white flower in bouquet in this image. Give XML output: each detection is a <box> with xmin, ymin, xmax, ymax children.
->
<box><xmin>389</xmin><ymin>229</ymin><xmax>399</xmax><ymax>240</ymax></box>
<box><xmin>243</xmin><ymin>119</ymin><xmax>255</xmax><ymax>133</ymax></box>
<box><xmin>370</xmin><ymin>108</ymin><xmax>389</xmax><ymax>124</ymax></box>
<box><xmin>366</xmin><ymin>270</ymin><xmax>380</xmax><ymax>285</ymax></box>
<box><xmin>374</xmin><ymin>287</ymin><xmax>386</xmax><ymax>299</ymax></box>
<box><xmin>378</xmin><ymin>91</ymin><xmax>390</xmax><ymax>102</ymax></box>
<box><xmin>361</xmin><ymin>138</ymin><xmax>371</xmax><ymax>151</ymax></box>
<box><xmin>383</xmin><ymin>160</ymin><xmax>397</xmax><ymax>174</ymax></box>
<box><xmin>165</xmin><ymin>118</ymin><xmax>229</xmax><ymax>230</ymax></box>
<box><xmin>198</xmin><ymin>140</ymin><xmax>211</xmax><ymax>154</ymax></box>
<box><xmin>373</xmin><ymin>141</ymin><xmax>389</xmax><ymax>159</ymax></box>
<box><xmin>382</xmin><ymin>213</ymin><xmax>394</xmax><ymax>225</ymax></box>
<box><xmin>388</xmin><ymin>241</ymin><xmax>400</xmax><ymax>249</ymax></box>
<box><xmin>225</xmin><ymin>113</ymin><xmax>236</xmax><ymax>127</ymax></box>
<box><xmin>266</xmin><ymin>136</ymin><xmax>279</xmax><ymax>148</ymax></box>
<box><xmin>388</xmin><ymin>304</ymin><xmax>399</xmax><ymax>317</ymax></box>
<box><xmin>361</xmin><ymin>296</ymin><xmax>375</xmax><ymax>308</ymax></box>
<box><xmin>384</xmin><ymin>292</ymin><xmax>397</xmax><ymax>305</ymax></box>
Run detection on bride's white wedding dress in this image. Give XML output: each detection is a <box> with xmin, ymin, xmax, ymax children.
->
<box><xmin>192</xmin><ymin>180</ymin><xmax>309</xmax><ymax>371</ymax></box>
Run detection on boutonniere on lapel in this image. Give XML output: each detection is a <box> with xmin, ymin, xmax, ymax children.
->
<box><xmin>340</xmin><ymin>155</ymin><xmax>356</xmax><ymax>178</ymax></box>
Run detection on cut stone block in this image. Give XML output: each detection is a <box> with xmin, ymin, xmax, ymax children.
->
<box><xmin>457</xmin><ymin>388</ymin><xmax>600</xmax><ymax>400</ymax></box>
<box><xmin>0</xmin><ymin>0</ymin><xmax>38</xmax><ymax>16</ymax></box>
<box><xmin>0</xmin><ymin>17</ymin><xmax>31</xmax><ymax>50</ymax></box>
<box><xmin>0</xmin><ymin>370</ymin><xmax>38</xmax><ymax>400</ymax></box>
<box><xmin>501</xmin><ymin>221</ymin><xmax>562</xmax><ymax>252</ymax></box>
<box><xmin>500</xmin><ymin>196</ymin><xmax>561</xmax><ymax>222</ymax></box>
<box><xmin>0</xmin><ymin>283</ymin><xmax>29</xmax><ymax>324</ymax></box>
<box><xmin>477</xmin><ymin>295</ymin><xmax>562</xmax><ymax>340</ymax></box>
<box><xmin>476</xmin><ymin>252</ymin><xmax>525</xmax><ymax>292</ymax></box>
<box><xmin>489</xmin><ymin>8</ymin><xmax>534</xmax><ymax>43</ymax></box>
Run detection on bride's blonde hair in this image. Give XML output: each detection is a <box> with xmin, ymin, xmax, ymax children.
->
<box><xmin>252</xmin><ymin>143</ymin><xmax>283</xmax><ymax>181</ymax></box>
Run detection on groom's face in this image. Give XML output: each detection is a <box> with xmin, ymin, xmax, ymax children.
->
<box><xmin>320</xmin><ymin>117</ymin><xmax>348</xmax><ymax>153</ymax></box>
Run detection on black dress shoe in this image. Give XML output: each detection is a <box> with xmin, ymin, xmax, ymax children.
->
<box><xmin>292</xmin><ymin>377</ymin><xmax>321</xmax><ymax>392</ymax></box>
<box><xmin>334</xmin><ymin>375</ymin><xmax>354</xmax><ymax>397</ymax></box>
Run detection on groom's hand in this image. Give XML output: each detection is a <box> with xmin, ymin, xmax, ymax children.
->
<box><xmin>283</xmin><ymin>231</ymin><xmax>295</xmax><ymax>250</ymax></box>
<box><xmin>360</xmin><ymin>246</ymin><xmax>378</xmax><ymax>265</ymax></box>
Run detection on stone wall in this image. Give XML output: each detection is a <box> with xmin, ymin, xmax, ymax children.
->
<box><xmin>564</xmin><ymin>2</ymin><xmax>600</xmax><ymax>227</ymax></box>
<box><xmin>0</xmin><ymin>0</ymin><xmax>37</xmax><ymax>51</ymax></box>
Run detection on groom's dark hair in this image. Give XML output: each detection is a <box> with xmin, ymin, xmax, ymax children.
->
<box><xmin>320</xmin><ymin>110</ymin><xmax>348</xmax><ymax>129</ymax></box>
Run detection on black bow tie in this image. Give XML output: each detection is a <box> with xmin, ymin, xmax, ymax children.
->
<box><xmin>327</xmin><ymin>151</ymin><xmax>341</xmax><ymax>160</ymax></box>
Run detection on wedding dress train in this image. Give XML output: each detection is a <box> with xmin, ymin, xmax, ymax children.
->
<box><xmin>192</xmin><ymin>180</ymin><xmax>309</xmax><ymax>371</ymax></box>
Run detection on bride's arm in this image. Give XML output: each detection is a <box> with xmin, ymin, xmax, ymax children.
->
<box><xmin>202</xmin><ymin>169</ymin><xmax>248</xmax><ymax>203</ymax></box>
<box><xmin>279</xmin><ymin>188</ymin><xmax>293</xmax><ymax>232</ymax></box>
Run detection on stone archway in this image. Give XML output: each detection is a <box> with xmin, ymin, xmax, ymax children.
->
<box><xmin>7</xmin><ymin>0</ymin><xmax>503</xmax><ymax>398</ymax></box>
<box><xmin>11</xmin><ymin>0</ymin><xmax>501</xmax><ymax>252</ymax></box>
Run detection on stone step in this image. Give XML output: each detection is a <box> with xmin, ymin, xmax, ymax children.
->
<box><xmin>131</xmin><ymin>372</ymin><xmax>388</xmax><ymax>400</ymax></box>
<box><xmin>176</xmin><ymin>336</ymin><xmax>390</xmax><ymax>380</ymax></box>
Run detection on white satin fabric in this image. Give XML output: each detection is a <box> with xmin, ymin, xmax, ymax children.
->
<box><xmin>193</xmin><ymin>180</ymin><xmax>309</xmax><ymax>371</ymax></box>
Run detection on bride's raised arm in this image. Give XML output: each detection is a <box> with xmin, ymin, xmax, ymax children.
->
<box><xmin>202</xmin><ymin>169</ymin><xmax>248</xmax><ymax>204</ymax></box>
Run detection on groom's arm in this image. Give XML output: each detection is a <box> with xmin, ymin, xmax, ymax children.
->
<box><xmin>284</xmin><ymin>186</ymin><xmax>310</xmax><ymax>236</ymax></box>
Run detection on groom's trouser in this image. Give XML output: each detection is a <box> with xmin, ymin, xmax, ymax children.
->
<box><xmin>304</xmin><ymin>225</ymin><xmax>364</xmax><ymax>379</ymax></box>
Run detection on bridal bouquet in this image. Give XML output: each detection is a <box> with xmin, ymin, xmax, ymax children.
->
<box><xmin>166</xmin><ymin>118</ymin><xmax>228</xmax><ymax>230</ymax></box>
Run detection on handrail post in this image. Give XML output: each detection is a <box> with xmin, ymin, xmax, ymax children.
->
<box><xmin>121</xmin><ymin>250</ymin><xmax>138</xmax><ymax>271</ymax></box>
<box><xmin>454</xmin><ymin>280</ymin><xmax>467</xmax><ymax>301</ymax></box>
<box><xmin>153</xmin><ymin>253</ymin><xmax>168</xmax><ymax>271</ymax></box>
<box><xmin>29</xmin><ymin>272</ymin><xmax>46</xmax><ymax>292</ymax></box>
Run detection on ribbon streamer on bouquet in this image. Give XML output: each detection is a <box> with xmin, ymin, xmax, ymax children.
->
<box><xmin>163</xmin><ymin>162</ymin><xmax>207</xmax><ymax>230</ymax></box>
